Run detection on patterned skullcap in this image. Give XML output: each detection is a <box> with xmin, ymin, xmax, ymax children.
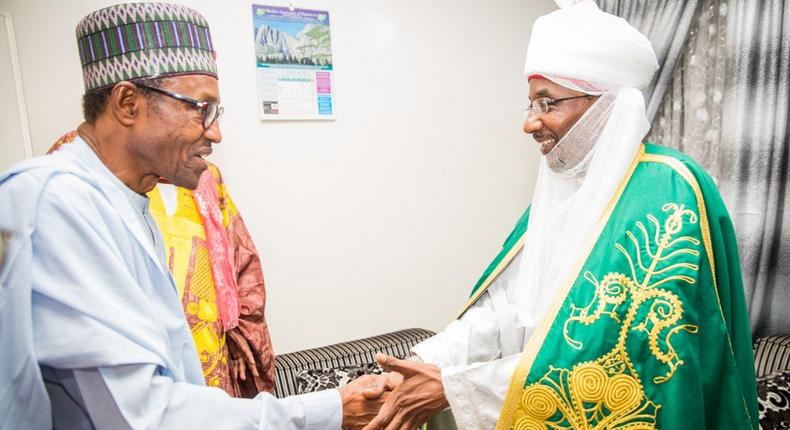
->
<box><xmin>76</xmin><ymin>2</ymin><xmax>217</xmax><ymax>92</ymax></box>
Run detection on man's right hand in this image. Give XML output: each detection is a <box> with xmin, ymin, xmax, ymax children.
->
<box><xmin>339</xmin><ymin>372</ymin><xmax>403</xmax><ymax>430</ymax></box>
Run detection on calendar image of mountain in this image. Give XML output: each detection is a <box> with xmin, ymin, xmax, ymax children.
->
<box><xmin>253</xmin><ymin>5</ymin><xmax>333</xmax><ymax>68</ymax></box>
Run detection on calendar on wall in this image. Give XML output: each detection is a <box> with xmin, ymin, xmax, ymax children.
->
<box><xmin>252</xmin><ymin>5</ymin><xmax>335</xmax><ymax>120</ymax></box>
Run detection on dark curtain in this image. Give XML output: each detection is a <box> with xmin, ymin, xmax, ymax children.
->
<box><xmin>602</xmin><ymin>0</ymin><xmax>790</xmax><ymax>337</ymax></box>
<box><xmin>597</xmin><ymin>0</ymin><xmax>701</xmax><ymax>121</ymax></box>
<box><xmin>719</xmin><ymin>0</ymin><xmax>789</xmax><ymax>337</ymax></box>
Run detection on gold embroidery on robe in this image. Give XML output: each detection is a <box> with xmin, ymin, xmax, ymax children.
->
<box><xmin>511</xmin><ymin>203</ymin><xmax>701</xmax><ymax>430</ymax></box>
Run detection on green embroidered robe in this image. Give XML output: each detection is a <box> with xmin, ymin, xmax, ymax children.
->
<box><xmin>461</xmin><ymin>143</ymin><xmax>758</xmax><ymax>429</ymax></box>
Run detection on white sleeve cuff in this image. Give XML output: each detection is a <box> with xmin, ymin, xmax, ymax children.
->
<box><xmin>440</xmin><ymin>354</ymin><xmax>521</xmax><ymax>429</ymax></box>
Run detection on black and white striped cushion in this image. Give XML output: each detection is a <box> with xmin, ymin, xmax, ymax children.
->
<box><xmin>754</xmin><ymin>335</ymin><xmax>790</xmax><ymax>378</ymax></box>
<box><xmin>274</xmin><ymin>328</ymin><xmax>435</xmax><ymax>398</ymax></box>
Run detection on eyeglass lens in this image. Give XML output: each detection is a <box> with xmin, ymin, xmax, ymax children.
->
<box><xmin>204</xmin><ymin>103</ymin><xmax>222</xmax><ymax>129</ymax></box>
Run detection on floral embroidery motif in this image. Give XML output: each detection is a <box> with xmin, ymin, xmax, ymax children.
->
<box><xmin>185</xmin><ymin>243</ymin><xmax>229</xmax><ymax>388</ymax></box>
<box><xmin>513</xmin><ymin>203</ymin><xmax>701</xmax><ymax>429</ymax></box>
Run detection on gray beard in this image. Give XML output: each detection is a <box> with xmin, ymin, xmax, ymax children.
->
<box><xmin>545</xmin><ymin>91</ymin><xmax>616</xmax><ymax>177</ymax></box>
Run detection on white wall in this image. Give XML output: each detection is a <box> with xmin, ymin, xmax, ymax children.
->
<box><xmin>0</xmin><ymin>0</ymin><xmax>555</xmax><ymax>353</ymax></box>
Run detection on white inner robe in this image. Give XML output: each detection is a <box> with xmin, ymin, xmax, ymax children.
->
<box><xmin>412</xmin><ymin>251</ymin><xmax>532</xmax><ymax>430</ymax></box>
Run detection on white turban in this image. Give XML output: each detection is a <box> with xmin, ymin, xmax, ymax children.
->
<box><xmin>524</xmin><ymin>1</ymin><xmax>658</xmax><ymax>91</ymax></box>
<box><xmin>512</xmin><ymin>1</ymin><xmax>660</xmax><ymax>330</ymax></box>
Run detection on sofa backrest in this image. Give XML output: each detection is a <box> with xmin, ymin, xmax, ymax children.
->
<box><xmin>754</xmin><ymin>334</ymin><xmax>790</xmax><ymax>378</ymax></box>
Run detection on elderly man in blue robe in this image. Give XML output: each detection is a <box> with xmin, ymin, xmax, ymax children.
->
<box><xmin>0</xmin><ymin>3</ymin><xmax>395</xmax><ymax>429</ymax></box>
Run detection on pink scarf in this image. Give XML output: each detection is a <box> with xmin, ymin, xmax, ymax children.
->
<box><xmin>193</xmin><ymin>170</ymin><xmax>239</xmax><ymax>331</ymax></box>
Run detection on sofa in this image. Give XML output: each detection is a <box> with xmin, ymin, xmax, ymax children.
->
<box><xmin>274</xmin><ymin>328</ymin><xmax>435</xmax><ymax>398</ymax></box>
<box><xmin>273</xmin><ymin>328</ymin><xmax>457</xmax><ymax>429</ymax></box>
<box><xmin>755</xmin><ymin>335</ymin><xmax>790</xmax><ymax>429</ymax></box>
<box><xmin>275</xmin><ymin>330</ymin><xmax>790</xmax><ymax>429</ymax></box>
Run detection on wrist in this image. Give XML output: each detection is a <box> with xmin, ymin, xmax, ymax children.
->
<box><xmin>338</xmin><ymin>385</ymin><xmax>353</xmax><ymax>428</ymax></box>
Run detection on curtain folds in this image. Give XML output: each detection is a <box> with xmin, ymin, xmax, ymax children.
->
<box><xmin>718</xmin><ymin>0</ymin><xmax>789</xmax><ymax>337</ymax></box>
<box><xmin>597</xmin><ymin>0</ymin><xmax>701</xmax><ymax>122</ymax></box>
<box><xmin>598</xmin><ymin>0</ymin><xmax>790</xmax><ymax>337</ymax></box>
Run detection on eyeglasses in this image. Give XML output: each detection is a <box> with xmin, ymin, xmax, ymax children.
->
<box><xmin>526</xmin><ymin>95</ymin><xmax>592</xmax><ymax>115</ymax></box>
<box><xmin>136</xmin><ymin>84</ymin><xmax>224</xmax><ymax>130</ymax></box>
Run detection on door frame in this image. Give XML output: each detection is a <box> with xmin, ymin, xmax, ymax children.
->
<box><xmin>0</xmin><ymin>11</ymin><xmax>32</xmax><ymax>159</ymax></box>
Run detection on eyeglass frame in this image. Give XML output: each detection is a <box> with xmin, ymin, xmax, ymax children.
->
<box><xmin>135</xmin><ymin>83</ymin><xmax>224</xmax><ymax>130</ymax></box>
<box><xmin>526</xmin><ymin>94</ymin><xmax>592</xmax><ymax>116</ymax></box>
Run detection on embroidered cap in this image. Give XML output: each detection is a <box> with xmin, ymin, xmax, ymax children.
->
<box><xmin>76</xmin><ymin>2</ymin><xmax>217</xmax><ymax>92</ymax></box>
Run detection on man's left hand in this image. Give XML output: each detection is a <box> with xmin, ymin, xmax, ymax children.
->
<box><xmin>363</xmin><ymin>353</ymin><xmax>449</xmax><ymax>430</ymax></box>
<box><xmin>226</xmin><ymin>327</ymin><xmax>259</xmax><ymax>382</ymax></box>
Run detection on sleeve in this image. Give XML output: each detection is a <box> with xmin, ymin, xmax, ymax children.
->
<box><xmin>410</xmin><ymin>255</ymin><xmax>527</xmax><ymax>429</ymax></box>
<box><xmin>411</xmin><ymin>292</ymin><xmax>503</xmax><ymax>367</ymax></box>
<box><xmin>215</xmin><ymin>165</ymin><xmax>277</xmax><ymax>395</ymax></box>
<box><xmin>230</xmin><ymin>210</ymin><xmax>276</xmax><ymax>394</ymax></box>
<box><xmin>73</xmin><ymin>364</ymin><xmax>342</xmax><ymax>430</ymax></box>
<box><xmin>0</xmin><ymin>173</ymin><xmax>52</xmax><ymax>430</ymax></box>
<box><xmin>700</xmin><ymin>174</ymin><xmax>759</xmax><ymax>426</ymax></box>
<box><xmin>440</xmin><ymin>354</ymin><xmax>521</xmax><ymax>429</ymax></box>
<box><xmin>411</xmin><ymin>254</ymin><xmax>526</xmax><ymax>367</ymax></box>
<box><xmin>412</xmin><ymin>292</ymin><xmax>523</xmax><ymax>429</ymax></box>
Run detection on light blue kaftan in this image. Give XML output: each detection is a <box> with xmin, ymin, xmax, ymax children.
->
<box><xmin>0</xmin><ymin>138</ymin><xmax>340</xmax><ymax>429</ymax></box>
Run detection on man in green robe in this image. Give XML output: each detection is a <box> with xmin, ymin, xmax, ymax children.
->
<box><xmin>364</xmin><ymin>2</ymin><xmax>758</xmax><ymax>429</ymax></box>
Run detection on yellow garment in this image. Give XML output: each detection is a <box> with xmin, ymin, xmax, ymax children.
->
<box><xmin>147</xmin><ymin>169</ymin><xmax>239</xmax><ymax>390</ymax></box>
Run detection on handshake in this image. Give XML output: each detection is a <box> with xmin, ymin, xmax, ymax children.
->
<box><xmin>337</xmin><ymin>353</ymin><xmax>450</xmax><ymax>430</ymax></box>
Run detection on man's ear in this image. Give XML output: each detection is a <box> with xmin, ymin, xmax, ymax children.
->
<box><xmin>108</xmin><ymin>81</ymin><xmax>143</xmax><ymax>127</ymax></box>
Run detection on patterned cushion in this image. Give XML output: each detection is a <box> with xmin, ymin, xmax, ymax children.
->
<box><xmin>758</xmin><ymin>370</ymin><xmax>790</xmax><ymax>429</ymax></box>
<box><xmin>296</xmin><ymin>363</ymin><xmax>384</xmax><ymax>393</ymax></box>
<box><xmin>755</xmin><ymin>335</ymin><xmax>790</xmax><ymax>378</ymax></box>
